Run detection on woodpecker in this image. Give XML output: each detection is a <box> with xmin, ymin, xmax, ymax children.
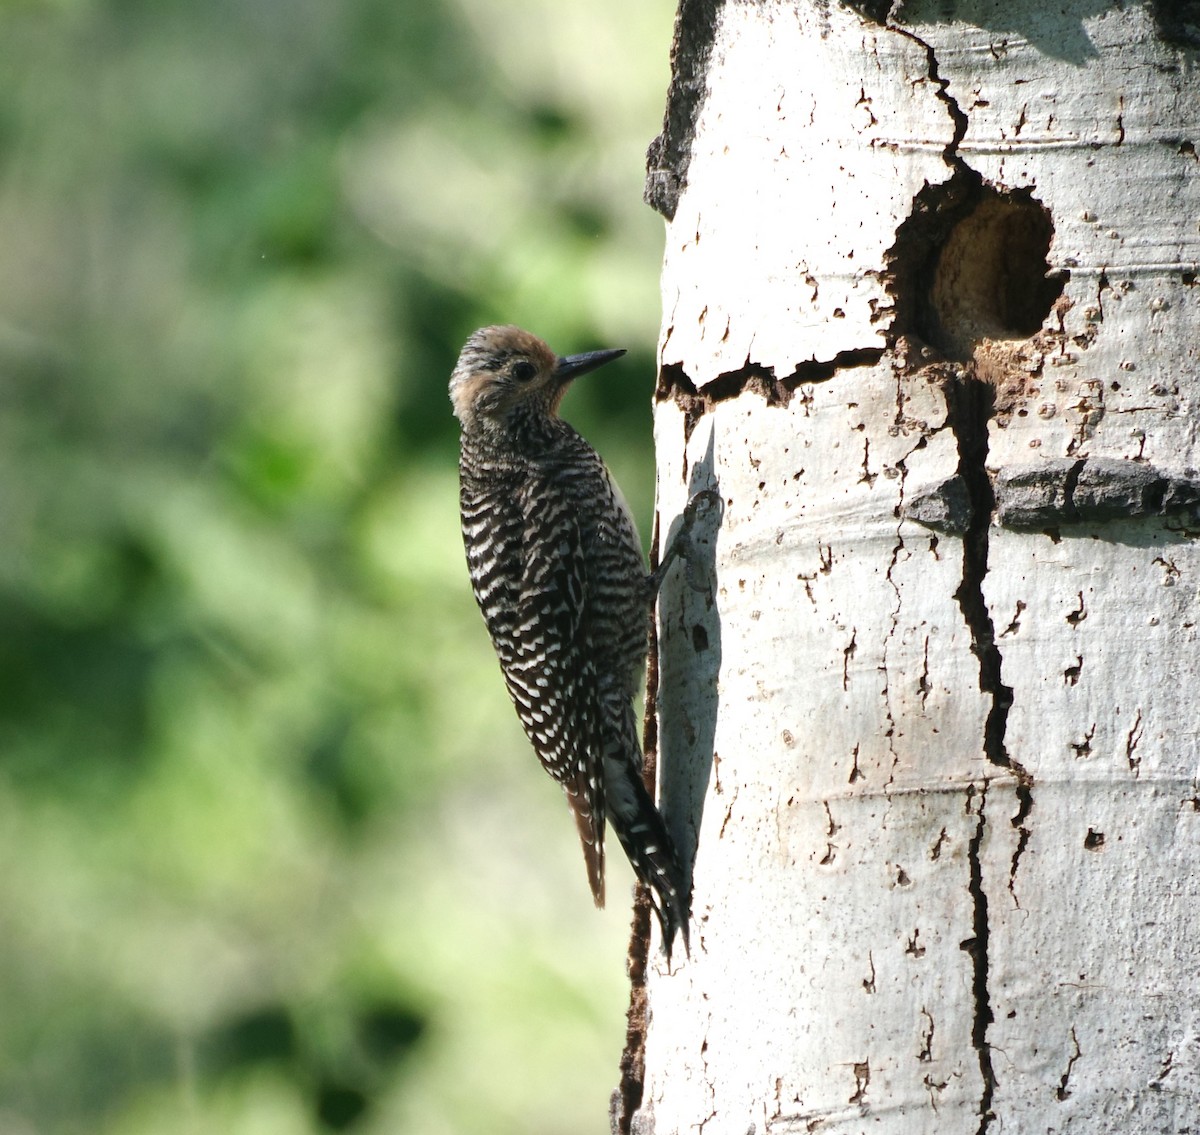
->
<box><xmin>450</xmin><ymin>325</ymin><xmax>701</xmax><ymax>954</ymax></box>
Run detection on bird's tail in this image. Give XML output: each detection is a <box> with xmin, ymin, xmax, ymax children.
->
<box><xmin>605</xmin><ymin>754</ymin><xmax>691</xmax><ymax>957</ymax></box>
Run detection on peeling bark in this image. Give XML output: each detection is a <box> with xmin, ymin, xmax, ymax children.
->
<box><xmin>621</xmin><ymin>1</ymin><xmax>1200</xmax><ymax>1132</ymax></box>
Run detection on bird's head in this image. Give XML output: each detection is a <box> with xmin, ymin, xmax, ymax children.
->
<box><xmin>449</xmin><ymin>325</ymin><xmax>625</xmax><ymax>435</ymax></box>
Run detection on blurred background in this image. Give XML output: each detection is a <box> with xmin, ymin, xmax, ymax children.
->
<box><xmin>0</xmin><ymin>0</ymin><xmax>673</xmax><ymax>1131</ymax></box>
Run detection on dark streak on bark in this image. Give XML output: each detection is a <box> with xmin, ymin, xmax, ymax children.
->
<box><xmin>613</xmin><ymin>894</ymin><xmax>651</xmax><ymax>1135</ymax></box>
<box><xmin>614</xmin><ymin>516</ymin><xmax>664</xmax><ymax>1135</ymax></box>
<box><xmin>644</xmin><ymin>0</ymin><xmax>726</xmax><ymax>220</ymax></box>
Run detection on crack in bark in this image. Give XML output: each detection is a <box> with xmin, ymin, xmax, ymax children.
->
<box><xmin>999</xmin><ymin>600</ymin><xmax>1025</xmax><ymax>638</ymax></box>
<box><xmin>696</xmin><ymin>1032</ymin><xmax>716</xmax><ymax>1135</ymax></box>
<box><xmin>918</xmin><ymin>635</ymin><xmax>932</xmax><ymax>706</ymax></box>
<box><xmin>1125</xmin><ymin>708</ymin><xmax>1144</xmax><ymax>777</ymax></box>
<box><xmin>859</xmin><ymin>437</ymin><xmax>878</xmax><ymax>487</ymax></box>
<box><xmin>930</xmin><ymin>826</ymin><xmax>948</xmax><ymax>860</ymax></box>
<box><xmin>1066</xmin><ymin>591</ymin><xmax>1087</xmax><ymax>626</ymax></box>
<box><xmin>944</xmin><ymin>374</ymin><xmax>1024</xmax><ymax>768</ymax></box>
<box><xmin>657</xmin><ymin>350</ymin><xmax>886</xmax><ymax>441</ymax></box>
<box><xmin>881</xmin><ymin>517</ymin><xmax>906</xmax><ymax>793</ymax></box>
<box><xmin>962</xmin><ymin>781</ymin><xmax>996</xmax><ymax>1134</ymax></box>
<box><xmin>924</xmin><ymin>1072</ymin><xmax>949</xmax><ymax>1113</ymax></box>
<box><xmin>1152</xmin><ymin>1048</ymin><xmax>1175</xmax><ymax>1089</ymax></box>
<box><xmin>944</xmin><ymin>373</ymin><xmax>1034</xmax><ymax>1133</ymax></box>
<box><xmin>1056</xmin><ymin>1027</ymin><xmax>1083</xmax><ymax>1100</ymax></box>
<box><xmin>918</xmin><ymin>1006</ymin><xmax>935</xmax><ymax>1062</ymax></box>
<box><xmin>842</xmin><ymin>628</ymin><xmax>858</xmax><ymax>691</ymax></box>
<box><xmin>883</xmin><ymin>21</ymin><xmax>969</xmax><ymax>170</ymax></box>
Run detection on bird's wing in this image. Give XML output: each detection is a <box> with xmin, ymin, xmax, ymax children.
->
<box><xmin>501</xmin><ymin>488</ymin><xmax>607</xmax><ymax>907</ymax></box>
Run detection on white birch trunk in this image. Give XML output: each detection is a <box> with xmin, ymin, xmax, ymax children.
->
<box><xmin>616</xmin><ymin>2</ymin><xmax>1200</xmax><ymax>1133</ymax></box>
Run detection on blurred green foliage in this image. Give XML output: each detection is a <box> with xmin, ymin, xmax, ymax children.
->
<box><xmin>0</xmin><ymin>0</ymin><xmax>673</xmax><ymax>1131</ymax></box>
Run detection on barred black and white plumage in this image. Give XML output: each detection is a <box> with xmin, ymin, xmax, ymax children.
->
<box><xmin>450</xmin><ymin>324</ymin><xmax>690</xmax><ymax>954</ymax></box>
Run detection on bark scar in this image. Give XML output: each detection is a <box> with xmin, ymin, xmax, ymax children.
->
<box><xmin>643</xmin><ymin>0</ymin><xmax>726</xmax><ymax>220</ymax></box>
<box><xmin>850</xmin><ymin>1059</ymin><xmax>871</xmax><ymax>1105</ymax></box>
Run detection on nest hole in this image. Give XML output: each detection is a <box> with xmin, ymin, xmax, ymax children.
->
<box><xmin>888</xmin><ymin>176</ymin><xmax>1069</xmax><ymax>360</ymax></box>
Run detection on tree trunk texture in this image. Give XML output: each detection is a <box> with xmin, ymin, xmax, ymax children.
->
<box><xmin>618</xmin><ymin>2</ymin><xmax>1200</xmax><ymax>1133</ymax></box>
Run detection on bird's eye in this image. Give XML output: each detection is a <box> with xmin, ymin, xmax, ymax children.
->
<box><xmin>511</xmin><ymin>360</ymin><xmax>537</xmax><ymax>382</ymax></box>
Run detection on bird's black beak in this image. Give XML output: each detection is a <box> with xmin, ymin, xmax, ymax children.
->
<box><xmin>554</xmin><ymin>347</ymin><xmax>626</xmax><ymax>384</ymax></box>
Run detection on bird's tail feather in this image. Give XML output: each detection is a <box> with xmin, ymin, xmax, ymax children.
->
<box><xmin>606</xmin><ymin>758</ymin><xmax>690</xmax><ymax>957</ymax></box>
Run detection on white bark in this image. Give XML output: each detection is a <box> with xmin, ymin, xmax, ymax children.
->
<box><xmin>622</xmin><ymin>2</ymin><xmax>1200</xmax><ymax>1133</ymax></box>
